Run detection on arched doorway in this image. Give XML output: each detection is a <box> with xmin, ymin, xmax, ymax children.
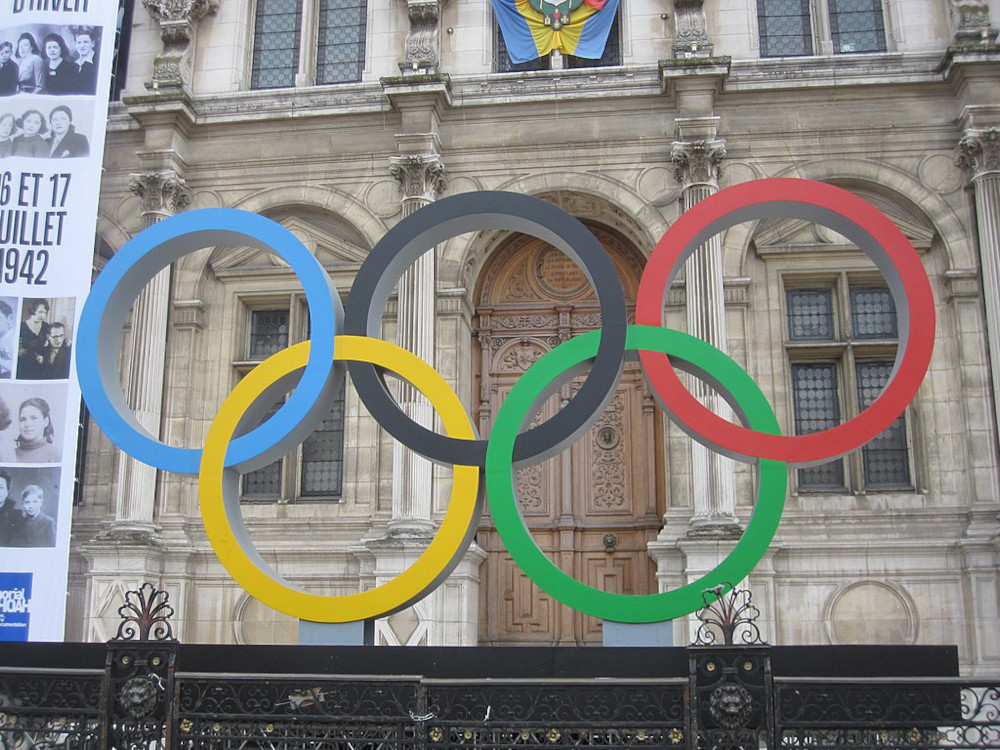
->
<box><xmin>474</xmin><ymin>220</ymin><xmax>665</xmax><ymax>645</ymax></box>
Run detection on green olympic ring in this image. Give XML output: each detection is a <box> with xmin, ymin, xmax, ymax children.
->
<box><xmin>485</xmin><ymin>325</ymin><xmax>787</xmax><ymax>623</ymax></box>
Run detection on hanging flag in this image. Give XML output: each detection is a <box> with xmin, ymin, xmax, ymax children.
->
<box><xmin>493</xmin><ymin>0</ymin><xmax>620</xmax><ymax>64</ymax></box>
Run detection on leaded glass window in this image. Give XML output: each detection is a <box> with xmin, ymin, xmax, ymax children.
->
<box><xmin>788</xmin><ymin>289</ymin><xmax>835</xmax><ymax>341</ymax></box>
<box><xmin>829</xmin><ymin>0</ymin><xmax>886</xmax><ymax>54</ymax></box>
<box><xmin>792</xmin><ymin>364</ymin><xmax>845</xmax><ymax>489</ymax></box>
<box><xmin>249</xmin><ymin>310</ymin><xmax>290</xmax><ymax>359</ymax></box>
<box><xmin>317</xmin><ymin>0</ymin><xmax>368</xmax><ymax>84</ymax></box>
<box><xmin>757</xmin><ymin>0</ymin><xmax>813</xmax><ymax>58</ymax></box>
<box><xmin>857</xmin><ymin>362</ymin><xmax>909</xmax><ymax>487</ymax></box>
<box><xmin>242</xmin><ymin>402</ymin><xmax>284</xmax><ymax>502</ymax></box>
<box><xmin>300</xmin><ymin>383</ymin><xmax>346</xmax><ymax>497</ymax></box>
<box><xmin>251</xmin><ymin>0</ymin><xmax>303</xmax><ymax>89</ymax></box>
<box><xmin>850</xmin><ymin>287</ymin><xmax>897</xmax><ymax>339</ymax></box>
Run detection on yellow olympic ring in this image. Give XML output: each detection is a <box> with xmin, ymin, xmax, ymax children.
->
<box><xmin>199</xmin><ymin>336</ymin><xmax>482</xmax><ymax>622</ymax></box>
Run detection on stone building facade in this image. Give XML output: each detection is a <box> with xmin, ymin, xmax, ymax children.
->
<box><xmin>68</xmin><ymin>0</ymin><xmax>1000</xmax><ymax>673</ymax></box>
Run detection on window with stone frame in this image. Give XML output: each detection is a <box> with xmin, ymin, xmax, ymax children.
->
<box><xmin>237</xmin><ymin>302</ymin><xmax>346</xmax><ymax>502</ymax></box>
<box><xmin>785</xmin><ymin>277</ymin><xmax>911</xmax><ymax>492</ymax></box>
<box><xmin>494</xmin><ymin>11</ymin><xmax>621</xmax><ymax>72</ymax></box>
<box><xmin>756</xmin><ymin>0</ymin><xmax>887</xmax><ymax>58</ymax></box>
<box><xmin>250</xmin><ymin>0</ymin><xmax>367</xmax><ymax>89</ymax></box>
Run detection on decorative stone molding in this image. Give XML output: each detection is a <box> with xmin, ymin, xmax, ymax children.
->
<box><xmin>401</xmin><ymin>0</ymin><xmax>443</xmax><ymax>75</ymax></box>
<box><xmin>951</xmin><ymin>1</ymin><xmax>999</xmax><ymax>45</ymax></box>
<box><xmin>671</xmin><ymin>139</ymin><xmax>727</xmax><ymax>187</ymax></box>
<box><xmin>957</xmin><ymin>128</ymin><xmax>1000</xmax><ymax>178</ymax></box>
<box><xmin>129</xmin><ymin>171</ymin><xmax>192</xmax><ymax>218</ymax></box>
<box><xmin>142</xmin><ymin>0</ymin><xmax>220</xmax><ymax>90</ymax></box>
<box><xmin>389</xmin><ymin>154</ymin><xmax>447</xmax><ymax>203</ymax></box>
<box><xmin>672</xmin><ymin>0</ymin><xmax>713</xmax><ymax>58</ymax></box>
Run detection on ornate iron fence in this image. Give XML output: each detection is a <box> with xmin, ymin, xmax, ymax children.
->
<box><xmin>0</xmin><ymin>585</ymin><xmax>997</xmax><ymax>750</ymax></box>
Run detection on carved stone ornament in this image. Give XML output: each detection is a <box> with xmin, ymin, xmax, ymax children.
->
<box><xmin>951</xmin><ymin>1</ymin><xmax>999</xmax><ymax>44</ymax></box>
<box><xmin>389</xmin><ymin>154</ymin><xmax>447</xmax><ymax>203</ymax></box>
<box><xmin>142</xmin><ymin>0</ymin><xmax>220</xmax><ymax>89</ymax></box>
<box><xmin>142</xmin><ymin>0</ymin><xmax>220</xmax><ymax>23</ymax></box>
<box><xmin>671</xmin><ymin>139</ymin><xmax>727</xmax><ymax>187</ymax></box>
<box><xmin>672</xmin><ymin>0</ymin><xmax>713</xmax><ymax>57</ymax></box>
<box><xmin>956</xmin><ymin>128</ymin><xmax>1000</xmax><ymax>178</ymax></box>
<box><xmin>402</xmin><ymin>0</ymin><xmax>442</xmax><ymax>73</ymax></box>
<box><xmin>129</xmin><ymin>171</ymin><xmax>193</xmax><ymax>217</ymax></box>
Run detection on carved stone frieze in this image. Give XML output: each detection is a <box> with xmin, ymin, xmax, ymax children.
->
<box><xmin>950</xmin><ymin>0</ymin><xmax>999</xmax><ymax>44</ymax></box>
<box><xmin>957</xmin><ymin>128</ymin><xmax>1000</xmax><ymax>178</ymax></box>
<box><xmin>672</xmin><ymin>139</ymin><xmax>727</xmax><ymax>187</ymax></box>
<box><xmin>142</xmin><ymin>0</ymin><xmax>220</xmax><ymax>90</ymax></box>
<box><xmin>401</xmin><ymin>0</ymin><xmax>442</xmax><ymax>73</ymax></box>
<box><xmin>129</xmin><ymin>171</ymin><xmax>192</xmax><ymax>217</ymax></box>
<box><xmin>389</xmin><ymin>153</ymin><xmax>447</xmax><ymax>203</ymax></box>
<box><xmin>672</xmin><ymin>0</ymin><xmax>713</xmax><ymax>57</ymax></box>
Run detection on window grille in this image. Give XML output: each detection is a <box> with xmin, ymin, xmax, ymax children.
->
<box><xmin>856</xmin><ymin>362</ymin><xmax>910</xmax><ymax>488</ymax></box>
<box><xmin>250</xmin><ymin>0</ymin><xmax>303</xmax><ymax>89</ymax></box>
<box><xmin>792</xmin><ymin>363</ymin><xmax>846</xmax><ymax>489</ymax></box>
<box><xmin>757</xmin><ymin>0</ymin><xmax>813</xmax><ymax>57</ymax></box>
<box><xmin>850</xmin><ymin>287</ymin><xmax>897</xmax><ymax>339</ymax></box>
<box><xmin>829</xmin><ymin>0</ymin><xmax>887</xmax><ymax>53</ymax></box>
<box><xmin>300</xmin><ymin>384</ymin><xmax>346</xmax><ymax>497</ymax></box>
<box><xmin>317</xmin><ymin>0</ymin><xmax>368</xmax><ymax>84</ymax></box>
<box><xmin>787</xmin><ymin>289</ymin><xmax>835</xmax><ymax>341</ymax></box>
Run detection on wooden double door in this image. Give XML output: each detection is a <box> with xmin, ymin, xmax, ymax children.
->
<box><xmin>474</xmin><ymin>224</ymin><xmax>664</xmax><ymax>645</ymax></box>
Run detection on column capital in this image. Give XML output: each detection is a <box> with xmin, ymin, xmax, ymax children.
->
<box><xmin>671</xmin><ymin>138</ymin><xmax>727</xmax><ymax>188</ymax></box>
<box><xmin>389</xmin><ymin>153</ymin><xmax>447</xmax><ymax>204</ymax></box>
<box><xmin>399</xmin><ymin>0</ymin><xmax>445</xmax><ymax>75</ymax></box>
<box><xmin>142</xmin><ymin>0</ymin><xmax>220</xmax><ymax>91</ymax></box>
<box><xmin>950</xmin><ymin>1</ymin><xmax>999</xmax><ymax>45</ymax></box>
<box><xmin>129</xmin><ymin>170</ymin><xmax>193</xmax><ymax>219</ymax></box>
<box><xmin>957</xmin><ymin>127</ymin><xmax>1000</xmax><ymax>179</ymax></box>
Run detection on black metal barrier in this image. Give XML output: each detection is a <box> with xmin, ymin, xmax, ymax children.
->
<box><xmin>2</xmin><ymin>640</ymin><xmax>997</xmax><ymax>750</ymax></box>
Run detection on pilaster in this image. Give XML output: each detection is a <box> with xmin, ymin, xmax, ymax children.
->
<box><xmin>141</xmin><ymin>0</ymin><xmax>220</xmax><ymax>92</ymax></box>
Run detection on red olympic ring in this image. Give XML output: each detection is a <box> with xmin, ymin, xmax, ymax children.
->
<box><xmin>636</xmin><ymin>178</ymin><xmax>935</xmax><ymax>466</ymax></box>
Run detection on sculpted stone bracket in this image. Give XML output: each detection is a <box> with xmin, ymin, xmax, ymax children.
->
<box><xmin>671</xmin><ymin>139</ymin><xmax>727</xmax><ymax>188</ymax></box>
<box><xmin>389</xmin><ymin>154</ymin><xmax>448</xmax><ymax>204</ymax></box>
<box><xmin>401</xmin><ymin>0</ymin><xmax>445</xmax><ymax>74</ymax></box>
<box><xmin>951</xmin><ymin>1</ymin><xmax>999</xmax><ymax>45</ymax></box>
<box><xmin>129</xmin><ymin>171</ymin><xmax>194</xmax><ymax>219</ymax></box>
<box><xmin>672</xmin><ymin>0</ymin><xmax>713</xmax><ymax>58</ymax></box>
<box><xmin>956</xmin><ymin>127</ymin><xmax>1000</xmax><ymax>178</ymax></box>
<box><xmin>142</xmin><ymin>0</ymin><xmax>221</xmax><ymax>90</ymax></box>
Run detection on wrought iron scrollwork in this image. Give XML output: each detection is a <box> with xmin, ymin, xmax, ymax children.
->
<box><xmin>113</xmin><ymin>583</ymin><xmax>176</xmax><ymax>642</ymax></box>
<box><xmin>693</xmin><ymin>582</ymin><xmax>766</xmax><ymax>646</ymax></box>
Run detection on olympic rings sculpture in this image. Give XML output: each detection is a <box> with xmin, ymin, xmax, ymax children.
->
<box><xmin>77</xmin><ymin>179</ymin><xmax>935</xmax><ymax>624</ymax></box>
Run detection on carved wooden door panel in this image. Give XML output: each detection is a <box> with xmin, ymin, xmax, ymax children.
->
<box><xmin>474</xmin><ymin>225</ymin><xmax>664</xmax><ymax>645</ymax></box>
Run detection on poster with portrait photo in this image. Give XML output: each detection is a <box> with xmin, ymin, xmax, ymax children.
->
<box><xmin>0</xmin><ymin>2</ymin><xmax>117</xmax><ymax>642</ymax></box>
<box><xmin>0</xmin><ymin>97</ymin><xmax>93</xmax><ymax>159</ymax></box>
<box><xmin>0</xmin><ymin>23</ymin><xmax>101</xmax><ymax>97</ymax></box>
<box><xmin>0</xmin><ymin>465</ymin><xmax>59</xmax><ymax>548</ymax></box>
<box><xmin>0</xmin><ymin>381</ymin><xmax>67</xmax><ymax>464</ymax></box>
<box><xmin>15</xmin><ymin>296</ymin><xmax>75</xmax><ymax>381</ymax></box>
<box><xmin>0</xmin><ymin>296</ymin><xmax>14</xmax><ymax>380</ymax></box>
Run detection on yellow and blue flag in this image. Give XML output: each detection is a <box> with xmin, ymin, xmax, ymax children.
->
<box><xmin>493</xmin><ymin>0</ymin><xmax>620</xmax><ymax>64</ymax></box>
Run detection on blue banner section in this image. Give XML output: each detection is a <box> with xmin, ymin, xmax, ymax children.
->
<box><xmin>492</xmin><ymin>0</ymin><xmax>541</xmax><ymax>63</ymax></box>
<box><xmin>0</xmin><ymin>571</ymin><xmax>32</xmax><ymax>641</ymax></box>
<box><xmin>573</xmin><ymin>0</ymin><xmax>619</xmax><ymax>59</ymax></box>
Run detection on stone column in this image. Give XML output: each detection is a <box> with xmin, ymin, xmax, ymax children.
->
<box><xmin>957</xmin><ymin>128</ymin><xmax>1000</xmax><ymax>441</ymax></box>
<box><xmin>105</xmin><ymin>171</ymin><xmax>191</xmax><ymax>540</ymax></box>
<box><xmin>141</xmin><ymin>0</ymin><xmax>220</xmax><ymax>92</ymax></box>
<box><xmin>670</xmin><ymin>135</ymin><xmax>739</xmax><ymax>535</ymax></box>
<box><xmin>386</xmin><ymin>154</ymin><xmax>446</xmax><ymax>535</ymax></box>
